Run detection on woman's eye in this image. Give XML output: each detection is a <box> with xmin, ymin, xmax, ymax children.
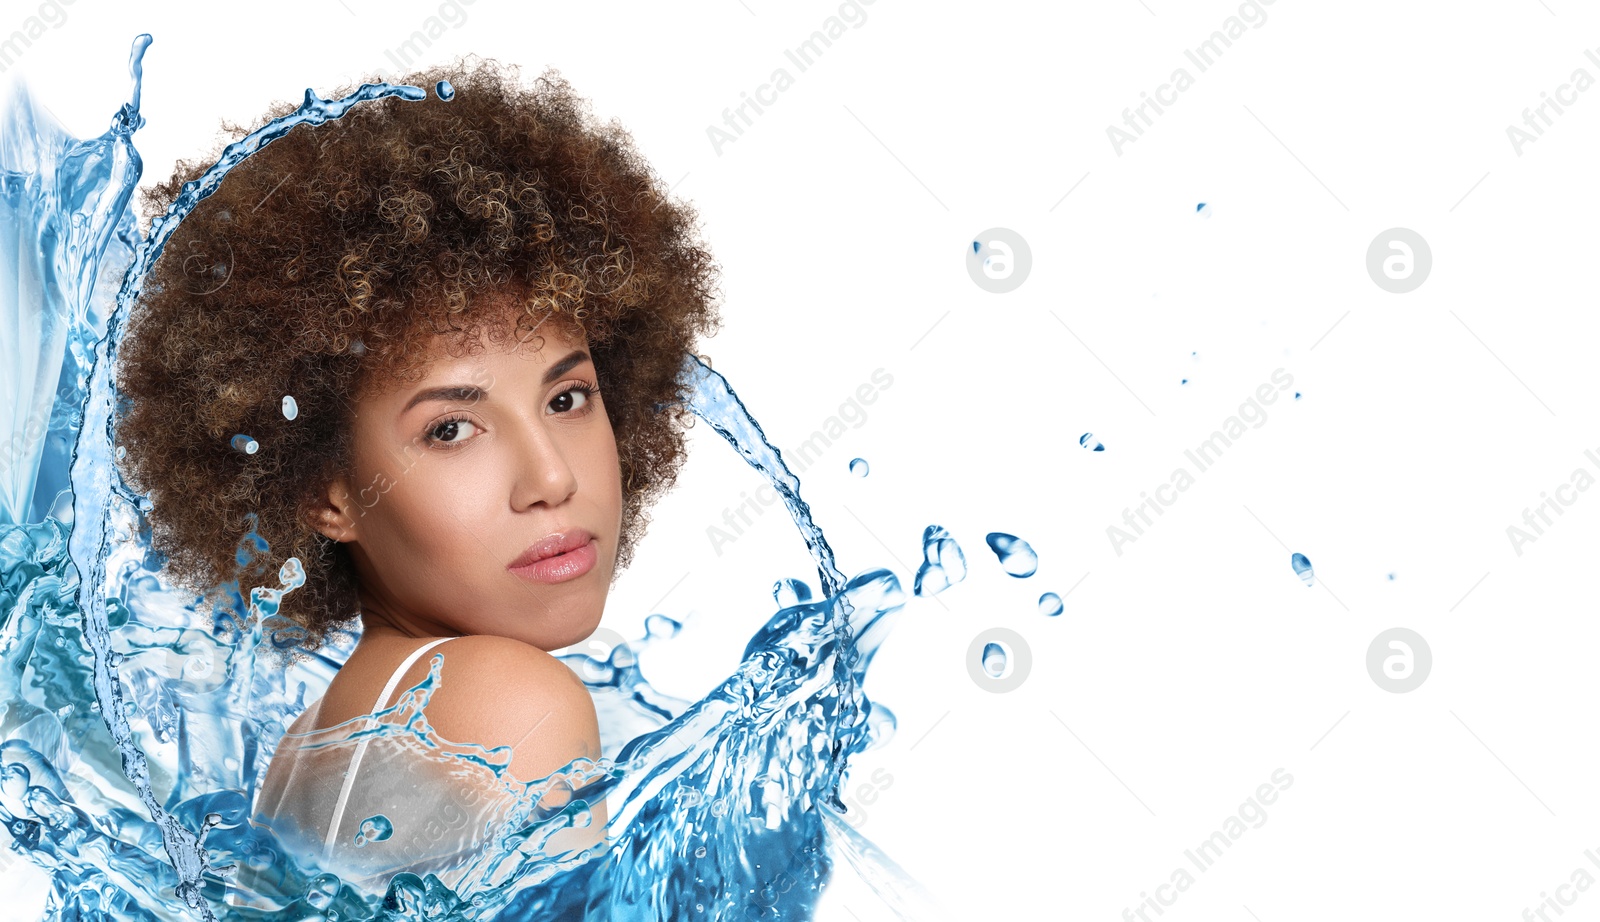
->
<box><xmin>429</xmin><ymin>418</ymin><xmax>479</xmax><ymax>445</ymax></box>
<box><xmin>548</xmin><ymin>386</ymin><xmax>593</xmax><ymax>415</ymax></box>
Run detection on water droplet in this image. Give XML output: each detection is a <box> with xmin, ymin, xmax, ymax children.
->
<box><xmin>849</xmin><ymin>457</ymin><xmax>869</xmax><ymax>477</ymax></box>
<box><xmin>1196</xmin><ymin>202</ymin><xmax>1212</xmax><ymax>219</ymax></box>
<box><xmin>982</xmin><ymin>642</ymin><xmax>1007</xmax><ymax>677</ymax></box>
<box><xmin>986</xmin><ymin>532</ymin><xmax>1038</xmax><ymax>578</ymax></box>
<box><xmin>1038</xmin><ymin>592</ymin><xmax>1063</xmax><ymax>616</ymax></box>
<box><xmin>1079</xmin><ymin>432</ymin><xmax>1104</xmax><ymax>452</ymax></box>
<box><xmin>1180</xmin><ymin>378</ymin><xmax>1189</xmax><ymax>385</ymax></box>
<box><xmin>115</xmin><ymin>445</ymin><xmax>125</xmax><ymax>459</ymax></box>
<box><xmin>773</xmin><ymin>578</ymin><xmax>813</xmax><ymax>608</ymax></box>
<box><xmin>348</xmin><ymin>338</ymin><xmax>366</xmax><ymax>355</ymax></box>
<box><xmin>281</xmin><ymin>395</ymin><xmax>298</xmax><ymax>420</ymax></box>
<box><xmin>1294</xmin><ymin>391</ymin><xmax>1302</xmax><ymax>400</ymax></box>
<box><xmin>1387</xmin><ymin>572</ymin><xmax>1396</xmax><ymax>581</ymax></box>
<box><xmin>354</xmin><ymin>814</ymin><xmax>393</xmax><ymax>846</ymax></box>
<box><xmin>230</xmin><ymin>434</ymin><xmax>258</xmax><ymax>455</ymax></box>
<box><xmin>435</xmin><ymin>79</ymin><xmax>455</xmax><ymax>101</ymax></box>
<box><xmin>914</xmin><ymin>525</ymin><xmax>967</xmax><ymax>596</ymax></box>
<box><xmin>279</xmin><ymin>557</ymin><xmax>307</xmax><ymax>590</ymax></box>
<box><xmin>251</xmin><ymin>586</ymin><xmax>283</xmax><ymax>617</ymax></box>
<box><xmin>1291</xmin><ymin>552</ymin><xmax>1314</xmax><ymax>587</ymax></box>
<box><xmin>694</xmin><ymin>846</ymin><xmax>707</xmax><ymax>858</ymax></box>
<box><xmin>204</xmin><ymin>812</ymin><xmax>222</xmax><ymax>827</ymax></box>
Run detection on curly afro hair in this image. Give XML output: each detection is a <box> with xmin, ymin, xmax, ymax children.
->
<box><xmin>112</xmin><ymin>56</ymin><xmax>722</xmax><ymax>654</ymax></box>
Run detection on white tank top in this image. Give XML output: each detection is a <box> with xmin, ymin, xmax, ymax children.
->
<box><xmin>319</xmin><ymin>636</ymin><xmax>456</xmax><ymax>856</ymax></box>
<box><xmin>243</xmin><ymin>636</ymin><xmax>521</xmax><ymax>899</ymax></box>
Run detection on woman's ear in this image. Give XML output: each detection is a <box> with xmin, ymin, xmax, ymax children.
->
<box><xmin>306</xmin><ymin>475</ymin><xmax>363</xmax><ymax>544</ymax></box>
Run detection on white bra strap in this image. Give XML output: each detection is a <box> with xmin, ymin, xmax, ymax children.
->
<box><xmin>320</xmin><ymin>636</ymin><xmax>457</xmax><ymax>859</ymax></box>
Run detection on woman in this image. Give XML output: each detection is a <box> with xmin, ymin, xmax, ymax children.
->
<box><xmin>110</xmin><ymin>55</ymin><xmax>721</xmax><ymax>900</ymax></box>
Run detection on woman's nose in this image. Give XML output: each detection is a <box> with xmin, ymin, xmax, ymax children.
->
<box><xmin>510</xmin><ymin>418</ymin><xmax>579</xmax><ymax>509</ymax></box>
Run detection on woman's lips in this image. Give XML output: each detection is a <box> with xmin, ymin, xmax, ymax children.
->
<box><xmin>509</xmin><ymin>537</ymin><xmax>598</xmax><ymax>583</ymax></box>
<box><xmin>509</xmin><ymin>528</ymin><xmax>595</xmax><ymax>569</ymax></box>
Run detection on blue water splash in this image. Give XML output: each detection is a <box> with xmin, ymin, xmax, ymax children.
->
<box><xmin>1291</xmin><ymin>552</ymin><xmax>1314</xmax><ymax>587</ymax></box>
<box><xmin>912</xmin><ymin>525</ymin><xmax>965</xmax><ymax>597</ymax></box>
<box><xmin>354</xmin><ymin>814</ymin><xmax>393</xmax><ymax>847</ymax></box>
<box><xmin>1038</xmin><ymin>592</ymin><xmax>1062</xmax><ymax>617</ymax></box>
<box><xmin>773</xmin><ymin>577</ymin><xmax>813</xmax><ymax>609</ymax></box>
<box><xmin>0</xmin><ymin>37</ymin><xmax>946</xmax><ymax>922</ymax></box>
<box><xmin>980</xmin><ymin>643</ymin><xmax>1005</xmax><ymax>678</ymax></box>
<box><xmin>280</xmin><ymin>396</ymin><xmax>298</xmax><ymax>420</ymax></box>
<box><xmin>849</xmin><ymin>457</ymin><xmax>869</xmax><ymax>477</ymax></box>
<box><xmin>1079</xmin><ymin>432</ymin><xmax>1104</xmax><ymax>452</ymax></box>
<box><xmin>985</xmin><ymin>533</ymin><xmax>1038</xmax><ymax>578</ymax></box>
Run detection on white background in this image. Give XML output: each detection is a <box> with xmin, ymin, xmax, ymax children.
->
<box><xmin>5</xmin><ymin>0</ymin><xmax>1600</xmax><ymax>919</ymax></box>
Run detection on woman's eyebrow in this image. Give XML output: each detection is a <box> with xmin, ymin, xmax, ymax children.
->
<box><xmin>403</xmin><ymin>384</ymin><xmax>484</xmax><ymax>414</ymax></box>
<box><xmin>539</xmin><ymin>349</ymin><xmax>592</xmax><ymax>385</ymax></box>
<box><xmin>400</xmin><ymin>351</ymin><xmax>593</xmax><ymax>414</ymax></box>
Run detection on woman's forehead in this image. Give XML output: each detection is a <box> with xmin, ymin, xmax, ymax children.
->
<box><xmin>362</xmin><ymin>318</ymin><xmax>591</xmax><ymax>401</ymax></box>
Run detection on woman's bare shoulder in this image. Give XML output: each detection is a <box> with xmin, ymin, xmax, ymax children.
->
<box><xmin>424</xmin><ymin>635</ymin><xmax>602</xmax><ymax>783</ymax></box>
<box><xmin>429</xmin><ymin>635</ymin><xmax>586</xmax><ymax>688</ymax></box>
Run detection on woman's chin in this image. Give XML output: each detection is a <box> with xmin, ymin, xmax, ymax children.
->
<box><xmin>503</xmin><ymin>615</ymin><xmax>606</xmax><ymax>654</ymax></box>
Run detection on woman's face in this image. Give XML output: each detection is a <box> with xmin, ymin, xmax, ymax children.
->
<box><xmin>313</xmin><ymin>319</ymin><xmax>624</xmax><ymax>652</ymax></box>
